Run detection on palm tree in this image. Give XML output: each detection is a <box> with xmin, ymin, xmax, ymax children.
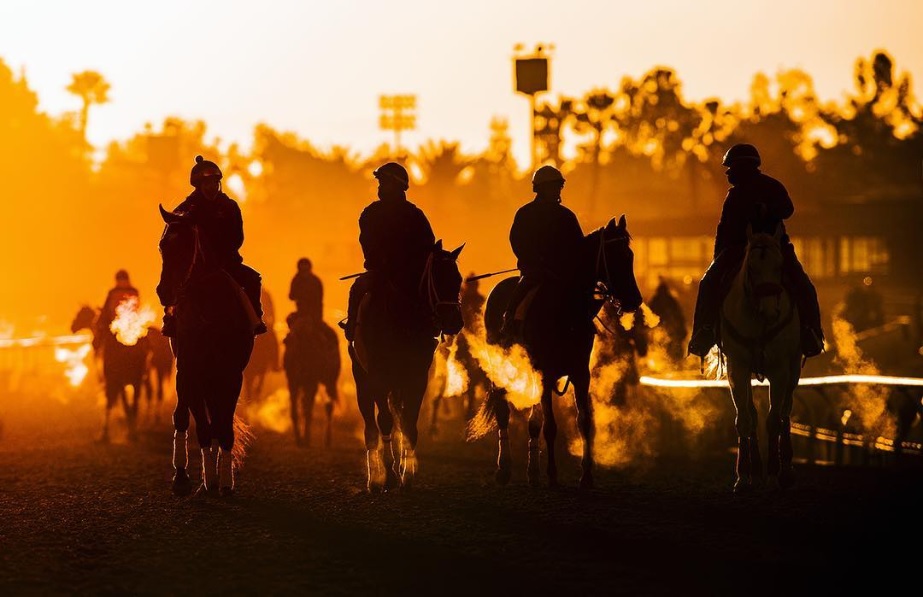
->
<box><xmin>66</xmin><ymin>70</ymin><xmax>110</xmax><ymax>143</ymax></box>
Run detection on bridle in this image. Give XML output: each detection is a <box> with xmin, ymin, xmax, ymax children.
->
<box><xmin>594</xmin><ymin>227</ymin><xmax>630</xmax><ymax>316</ymax></box>
<box><xmin>419</xmin><ymin>249</ymin><xmax>461</xmax><ymax>336</ymax></box>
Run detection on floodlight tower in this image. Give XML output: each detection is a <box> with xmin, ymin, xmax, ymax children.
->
<box><xmin>379</xmin><ymin>94</ymin><xmax>417</xmax><ymax>159</ymax></box>
<box><xmin>513</xmin><ymin>43</ymin><xmax>553</xmax><ymax>171</ymax></box>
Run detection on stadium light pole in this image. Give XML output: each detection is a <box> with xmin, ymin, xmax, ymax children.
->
<box><xmin>513</xmin><ymin>43</ymin><xmax>553</xmax><ymax>171</ymax></box>
<box><xmin>379</xmin><ymin>94</ymin><xmax>417</xmax><ymax>159</ymax></box>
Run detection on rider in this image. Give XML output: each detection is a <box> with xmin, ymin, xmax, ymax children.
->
<box><xmin>289</xmin><ymin>257</ymin><xmax>324</xmax><ymax>326</ymax></box>
<box><xmin>499</xmin><ymin>164</ymin><xmax>584</xmax><ymax>345</ymax></box>
<box><xmin>96</xmin><ymin>269</ymin><xmax>140</xmax><ymax>350</ymax></box>
<box><xmin>340</xmin><ymin>161</ymin><xmax>436</xmax><ymax>341</ymax></box>
<box><xmin>687</xmin><ymin>143</ymin><xmax>825</xmax><ymax>359</ymax></box>
<box><xmin>160</xmin><ymin>155</ymin><xmax>266</xmax><ymax>337</ymax></box>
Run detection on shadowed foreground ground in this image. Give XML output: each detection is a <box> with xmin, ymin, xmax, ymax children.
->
<box><xmin>0</xmin><ymin>397</ymin><xmax>920</xmax><ymax>596</ymax></box>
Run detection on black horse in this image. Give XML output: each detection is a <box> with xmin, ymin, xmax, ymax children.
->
<box><xmin>477</xmin><ymin>215</ymin><xmax>642</xmax><ymax>488</ymax></box>
<box><xmin>282</xmin><ymin>314</ymin><xmax>341</xmax><ymax>447</ymax></box>
<box><xmin>350</xmin><ymin>240</ymin><xmax>464</xmax><ymax>491</ymax></box>
<box><xmin>70</xmin><ymin>304</ymin><xmax>147</xmax><ymax>442</ymax></box>
<box><xmin>157</xmin><ymin>205</ymin><xmax>255</xmax><ymax>497</ymax></box>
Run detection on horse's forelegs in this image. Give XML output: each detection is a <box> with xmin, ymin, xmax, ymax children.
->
<box><xmin>527</xmin><ymin>402</ymin><xmax>544</xmax><ymax>487</ymax></box>
<box><xmin>288</xmin><ymin>382</ymin><xmax>302</xmax><ymax>445</ymax></box>
<box><xmin>303</xmin><ymin>382</ymin><xmax>319</xmax><ymax>448</ymax></box>
<box><xmin>171</xmin><ymin>430</ymin><xmax>192</xmax><ymax>496</ymax></box>
<box><xmin>728</xmin><ymin>364</ymin><xmax>760</xmax><ymax>492</ymax></box>
<box><xmin>540</xmin><ymin>388</ymin><xmax>558</xmax><ymax>487</ymax></box>
<box><xmin>572</xmin><ymin>373</ymin><xmax>594</xmax><ymax>489</ymax></box>
<box><xmin>768</xmin><ymin>376</ymin><xmax>797</xmax><ymax>488</ymax></box>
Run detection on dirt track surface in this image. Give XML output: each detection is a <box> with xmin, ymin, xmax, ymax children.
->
<box><xmin>1</xmin><ymin>396</ymin><xmax>921</xmax><ymax>597</ymax></box>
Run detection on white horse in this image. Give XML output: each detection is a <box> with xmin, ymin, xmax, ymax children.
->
<box><xmin>719</xmin><ymin>224</ymin><xmax>802</xmax><ymax>492</ymax></box>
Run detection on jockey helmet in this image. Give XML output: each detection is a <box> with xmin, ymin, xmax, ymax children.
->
<box><xmin>532</xmin><ymin>165</ymin><xmax>565</xmax><ymax>186</ymax></box>
<box><xmin>722</xmin><ymin>143</ymin><xmax>761</xmax><ymax>168</ymax></box>
<box><xmin>190</xmin><ymin>155</ymin><xmax>223</xmax><ymax>186</ymax></box>
<box><xmin>373</xmin><ymin>162</ymin><xmax>410</xmax><ymax>191</ymax></box>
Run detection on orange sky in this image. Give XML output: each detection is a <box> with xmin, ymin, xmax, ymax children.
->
<box><xmin>1</xmin><ymin>0</ymin><xmax>920</xmax><ymax>168</ymax></box>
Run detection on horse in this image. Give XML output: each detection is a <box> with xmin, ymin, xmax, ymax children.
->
<box><xmin>350</xmin><ymin>240</ymin><xmax>464</xmax><ymax>491</ymax></box>
<box><xmin>717</xmin><ymin>224</ymin><xmax>801</xmax><ymax>492</ymax></box>
<box><xmin>157</xmin><ymin>204</ymin><xmax>256</xmax><ymax>497</ymax></box>
<box><xmin>477</xmin><ymin>215</ymin><xmax>643</xmax><ymax>489</ymax></box>
<box><xmin>244</xmin><ymin>325</ymin><xmax>280</xmax><ymax>403</ymax></box>
<box><xmin>282</xmin><ymin>313</ymin><xmax>341</xmax><ymax>447</ymax></box>
<box><xmin>70</xmin><ymin>304</ymin><xmax>148</xmax><ymax>442</ymax></box>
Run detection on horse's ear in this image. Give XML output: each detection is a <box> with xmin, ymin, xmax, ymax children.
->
<box><xmin>773</xmin><ymin>222</ymin><xmax>783</xmax><ymax>242</ymax></box>
<box><xmin>450</xmin><ymin>243</ymin><xmax>465</xmax><ymax>260</ymax></box>
<box><xmin>434</xmin><ymin>239</ymin><xmax>443</xmax><ymax>251</ymax></box>
<box><xmin>159</xmin><ymin>204</ymin><xmax>184</xmax><ymax>224</ymax></box>
<box><xmin>618</xmin><ymin>214</ymin><xmax>627</xmax><ymax>229</ymax></box>
<box><xmin>605</xmin><ymin>217</ymin><xmax>616</xmax><ymax>230</ymax></box>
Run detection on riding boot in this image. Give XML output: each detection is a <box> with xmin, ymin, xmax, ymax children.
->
<box><xmin>688</xmin><ymin>285</ymin><xmax>718</xmax><ymax>358</ymax></box>
<box><xmin>734</xmin><ymin>437</ymin><xmax>752</xmax><ymax>493</ymax></box>
<box><xmin>162</xmin><ymin>311</ymin><xmax>176</xmax><ymax>338</ymax></box>
<box><xmin>783</xmin><ymin>245</ymin><xmax>825</xmax><ymax>357</ymax></box>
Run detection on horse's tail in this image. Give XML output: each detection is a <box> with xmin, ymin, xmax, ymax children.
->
<box><xmin>232</xmin><ymin>414</ymin><xmax>254</xmax><ymax>470</ymax></box>
<box><xmin>466</xmin><ymin>386</ymin><xmax>504</xmax><ymax>441</ymax></box>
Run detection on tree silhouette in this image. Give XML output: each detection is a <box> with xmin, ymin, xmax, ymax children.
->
<box><xmin>66</xmin><ymin>70</ymin><xmax>110</xmax><ymax>143</ymax></box>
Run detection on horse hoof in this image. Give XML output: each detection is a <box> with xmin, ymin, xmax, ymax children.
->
<box><xmin>219</xmin><ymin>487</ymin><xmax>235</xmax><ymax>498</ymax></box>
<box><xmin>495</xmin><ymin>467</ymin><xmax>511</xmax><ymax>486</ymax></box>
<box><xmin>172</xmin><ymin>470</ymin><xmax>192</xmax><ymax>497</ymax></box>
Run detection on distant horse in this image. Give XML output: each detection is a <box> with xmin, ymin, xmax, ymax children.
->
<box><xmin>647</xmin><ymin>280</ymin><xmax>688</xmax><ymax>367</ymax></box>
<box><xmin>282</xmin><ymin>314</ymin><xmax>341</xmax><ymax>447</ymax></box>
<box><xmin>70</xmin><ymin>304</ymin><xmax>147</xmax><ymax>441</ymax></box>
<box><xmin>429</xmin><ymin>332</ymin><xmax>489</xmax><ymax>438</ymax></box>
<box><xmin>157</xmin><ymin>205</ymin><xmax>255</xmax><ymax>497</ymax></box>
<box><xmin>141</xmin><ymin>326</ymin><xmax>174</xmax><ymax>424</ymax></box>
<box><xmin>350</xmin><ymin>240</ymin><xmax>464</xmax><ymax>491</ymax></box>
<box><xmin>717</xmin><ymin>224</ymin><xmax>801</xmax><ymax>492</ymax></box>
<box><xmin>478</xmin><ymin>215</ymin><xmax>642</xmax><ymax>488</ymax></box>
<box><xmin>244</xmin><ymin>325</ymin><xmax>280</xmax><ymax>403</ymax></box>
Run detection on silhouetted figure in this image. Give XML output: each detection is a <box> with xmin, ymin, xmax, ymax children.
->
<box><xmin>96</xmin><ymin>269</ymin><xmax>139</xmax><ymax>351</ymax></box>
<box><xmin>842</xmin><ymin>279</ymin><xmax>885</xmax><ymax>334</ymax></box>
<box><xmin>340</xmin><ymin>162</ymin><xmax>436</xmax><ymax>341</ymax></box>
<box><xmin>688</xmin><ymin>144</ymin><xmax>824</xmax><ymax>359</ymax></box>
<box><xmin>499</xmin><ymin>165</ymin><xmax>584</xmax><ymax>345</ymax></box>
<box><xmin>161</xmin><ymin>155</ymin><xmax>265</xmax><ymax>338</ymax></box>
<box><xmin>647</xmin><ymin>276</ymin><xmax>687</xmax><ymax>365</ymax></box>
<box><xmin>289</xmin><ymin>257</ymin><xmax>323</xmax><ymax>325</ymax></box>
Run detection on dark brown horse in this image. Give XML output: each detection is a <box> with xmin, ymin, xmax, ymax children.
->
<box><xmin>350</xmin><ymin>240</ymin><xmax>464</xmax><ymax>491</ymax></box>
<box><xmin>282</xmin><ymin>315</ymin><xmax>341</xmax><ymax>447</ymax></box>
<box><xmin>70</xmin><ymin>304</ymin><xmax>147</xmax><ymax>441</ymax></box>
<box><xmin>474</xmin><ymin>215</ymin><xmax>642</xmax><ymax>489</ymax></box>
<box><xmin>157</xmin><ymin>205</ymin><xmax>255</xmax><ymax>497</ymax></box>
